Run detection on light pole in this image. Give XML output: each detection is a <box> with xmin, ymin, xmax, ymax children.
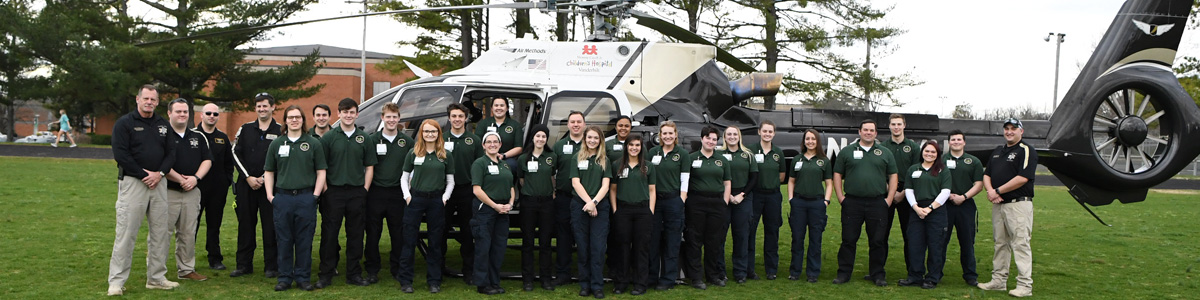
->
<box><xmin>346</xmin><ymin>0</ymin><xmax>374</xmax><ymax>103</ymax></box>
<box><xmin>1045</xmin><ymin>32</ymin><xmax>1066</xmax><ymax>110</ymax></box>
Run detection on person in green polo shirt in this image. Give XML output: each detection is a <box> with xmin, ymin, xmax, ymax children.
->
<box><xmin>832</xmin><ymin>119</ymin><xmax>898</xmax><ymax>286</ymax></box>
<box><xmin>569</xmin><ymin>126</ymin><xmax>612</xmax><ymax>298</ymax></box>
<box><xmin>517</xmin><ymin>124</ymin><xmax>556</xmax><ymax>291</ymax></box>
<box><xmin>786</xmin><ymin>129</ymin><xmax>833</xmax><ymax>283</ymax></box>
<box><xmin>722</xmin><ymin>126</ymin><xmax>759</xmax><ymax>284</ymax></box>
<box><xmin>398</xmin><ymin>119</ymin><xmax>455</xmax><ymax>294</ymax></box>
<box><xmin>470</xmin><ymin>132</ymin><xmax>516</xmax><ymax>295</ymax></box>
<box><xmin>608</xmin><ymin>133</ymin><xmax>655</xmax><ymax>295</ymax></box>
<box><xmin>647</xmin><ymin>120</ymin><xmax>689</xmax><ymax>290</ymax></box>
<box><xmin>474</xmin><ymin>97</ymin><xmax>524</xmax><ymax>169</ymax></box>
<box><xmin>445</xmin><ymin>103</ymin><xmax>483</xmax><ymax>283</ymax></box>
<box><xmin>880</xmin><ymin>113</ymin><xmax>921</xmax><ymax>276</ymax></box>
<box><xmin>898</xmin><ymin>141</ymin><xmax>952</xmax><ymax>289</ymax></box>
<box><xmin>364</xmin><ymin>103</ymin><xmax>413</xmax><ymax>284</ymax></box>
<box><xmin>316</xmin><ymin>98</ymin><xmax>377</xmax><ymax>288</ymax></box>
<box><xmin>682</xmin><ymin>126</ymin><xmax>732</xmax><ymax>290</ymax></box>
<box><xmin>747</xmin><ymin>120</ymin><xmax>787</xmax><ymax>280</ymax></box>
<box><xmin>264</xmin><ymin>105</ymin><xmax>327</xmax><ymax>292</ymax></box>
<box><xmin>551</xmin><ymin>111</ymin><xmax>586</xmax><ymax>285</ymax></box>
<box><xmin>942</xmin><ymin>129</ymin><xmax>984</xmax><ymax>287</ymax></box>
<box><xmin>604</xmin><ymin>116</ymin><xmax>632</xmax><ymax>159</ymax></box>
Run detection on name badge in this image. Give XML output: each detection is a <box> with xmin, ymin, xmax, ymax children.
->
<box><xmin>613</xmin><ymin>144</ymin><xmax>623</xmax><ymax>151</ymax></box>
<box><xmin>755</xmin><ymin>153</ymin><xmax>765</xmax><ymax>163</ymax></box>
<box><xmin>723</xmin><ymin>154</ymin><xmax>733</xmax><ymax>161</ymax></box>
<box><xmin>563</xmin><ymin>144</ymin><xmax>574</xmax><ymax>154</ymax></box>
<box><xmin>947</xmin><ymin>160</ymin><xmax>957</xmax><ymax>169</ymax></box>
<box><xmin>488</xmin><ymin>165</ymin><xmax>499</xmax><ymax>175</ymax></box>
<box><xmin>414</xmin><ymin>156</ymin><xmax>425</xmax><ymax>166</ymax></box>
<box><xmin>487</xmin><ymin>126</ymin><xmax>497</xmax><ymax>133</ymax></box>
<box><xmin>527</xmin><ymin>161</ymin><xmax>539</xmax><ymax>172</ymax></box>
<box><xmin>578</xmin><ymin>160</ymin><xmax>589</xmax><ymax>170</ymax></box>
<box><xmin>620</xmin><ymin>168</ymin><xmax>629</xmax><ymax>178</ymax></box>
<box><xmin>376</xmin><ymin>144</ymin><xmax>387</xmax><ymax>155</ymax></box>
<box><xmin>853</xmin><ymin>150</ymin><xmax>863</xmax><ymax>159</ymax></box>
<box><xmin>691</xmin><ymin>160</ymin><xmax>702</xmax><ymax>168</ymax></box>
<box><xmin>912</xmin><ymin>170</ymin><xmax>922</xmax><ymax>179</ymax></box>
<box><xmin>445</xmin><ymin>141</ymin><xmax>455</xmax><ymax>152</ymax></box>
<box><xmin>266</xmin><ymin>134</ymin><xmax>278</xmax><ymax>140</ymax></box>
<box><xmin>279</xmin><ymin>145</ymin><xmax>290</xmax><ymax>157</ymax></box>
<box><xmin>794</xmin><ymin>161</ymin><xmax>803</xmax><ymax>171</ymax></box>
<box><xmin>651</xmin><ymin>155</ymin><xmax>662</xmax><ymax>165</ymax></box>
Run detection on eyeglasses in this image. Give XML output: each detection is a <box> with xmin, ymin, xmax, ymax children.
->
<box><xmin>204</xmin><ymin>112</ymin><xmax>220</xmax><ymax>116</ymax></box>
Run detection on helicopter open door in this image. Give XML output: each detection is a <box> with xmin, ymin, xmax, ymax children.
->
<box><xmin>541</xmin><ymin>90</ymin><xmax>631</xmax><ymax>140</ymax></box>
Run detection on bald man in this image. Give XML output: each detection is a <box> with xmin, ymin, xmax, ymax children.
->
<box><xmin>195</xmin><ymin>103</ymin><xmax>236</xmax><ymax>270</ymax></box>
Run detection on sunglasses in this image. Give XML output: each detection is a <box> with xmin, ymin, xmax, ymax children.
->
<box><xmin>204</xmin><ymin>112</ymin><xmax>220</xmax><ymax>116</ymax></box>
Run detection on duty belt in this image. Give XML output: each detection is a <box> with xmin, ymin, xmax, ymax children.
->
<box><xmin>277</xmin><ymin>188</ymin><xmax>311</xmax><ymax>196</ymax></box>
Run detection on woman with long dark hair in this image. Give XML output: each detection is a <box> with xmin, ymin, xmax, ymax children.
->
<box><xmin>786</xmin><ymin>129</ymin><xmax>833</xmax><ymax>282</ymax></box>
<box><xmin>609</xmin><ymin>133</ymin><xmax>655</xmax><ymax>295</ymax></box>
<box><xmin>898</xmin><ymin>141</ymin><xmax>952</xmax><ymax>289</ymax></box>
<box><xmin>517</xmin><ymin>124</ymin><xmax>556</xmax><ymax>291</ymax></box>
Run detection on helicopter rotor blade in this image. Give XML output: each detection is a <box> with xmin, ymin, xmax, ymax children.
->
<box><xmin>629</xmin><ymin>9</ymin><xmax>756</xmax><ymax>72</ymax></box>
<box><xmin>136</xmin><ymin>2</ymin><xmax>543</xmax><ymax>47</ymax></box>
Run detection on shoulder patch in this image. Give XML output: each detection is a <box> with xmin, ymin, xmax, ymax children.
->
<box><xmin>300</xmin><ymin>142</ymin><xmax>310</xmax><ymax>151</ymax></box>
<box><xmin>873</xmin><ymin>149</ymin><xmax>883</xmax><ymax>156</ymax></box>
<box><xmin>355</xmin><ymin>135</ymin><xmax>365</xmax><ymax>144</ymax></box>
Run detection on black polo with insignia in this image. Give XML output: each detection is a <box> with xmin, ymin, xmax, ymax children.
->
<box><xmin>985</xmin><ymin>140</ymin><xmax>1037</xmax><ymax>202</ymax></box>
<box><xmin>233</xmin><ymin>120</ymin><xmax>282</xmax><ymax>180</ymax></box>
<box><xmin>111</xmin><ymin>111</ymin><xmax>176</xmax><ymax>179</ymax></box>
<box><xmin>195</xmin><ymin>127</ymin><xmax>234</xmax><ymax>187</ymax></box>
<box><xmin>168</xmin><ymin>128</ymin><xmax>213</xmax><ymax>190</ymax></box>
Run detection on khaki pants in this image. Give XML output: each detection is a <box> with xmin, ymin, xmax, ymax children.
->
<box><xmin>108</xmin><ymin>176</ymin><xmax>170</xmax><ymax>286</ymax></box>
<box><xmin>168</xmin><ymin>188</ymin><xmax>201</xmax><ymax>276</ymax></box>
<box><xmin>990</xmin><ymin>201</ymin><xmax>1033</xmax><ymax>289</ymax></box>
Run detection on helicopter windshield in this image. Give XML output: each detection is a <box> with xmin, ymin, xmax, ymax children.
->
<box><xmin>543</xmin><ymin>91</ymin><xmax>620</xmax><ymax>140</ymax></box>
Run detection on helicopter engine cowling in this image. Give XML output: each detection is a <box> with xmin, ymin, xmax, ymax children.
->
<box><xmin>730</xmin><ymin>73</ymin><xmax>783</xmax><ymax>103</ymax></box>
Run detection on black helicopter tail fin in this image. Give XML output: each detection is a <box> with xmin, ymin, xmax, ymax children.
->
<box><xmin>1041</xmin><ymin>0</ymin><xmax>1200</xmax><ymax>206</ymax></box>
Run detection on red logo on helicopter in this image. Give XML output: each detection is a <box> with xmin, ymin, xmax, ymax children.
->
<box><xmin>582</xmin><ymin>45</ymin><xmax>598</xmax><ymax>55</ymax></box>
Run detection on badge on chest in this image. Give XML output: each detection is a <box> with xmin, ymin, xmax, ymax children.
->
<box><xmin>691</xmin><ymin>160</ymin><xmax>702</xmax><ymax>168</ymax></box>
<box><xmin>578</xmin><ymin>160</ymin><xmax>589</xmax><ymax>170</ymax></box>
<box><xmin>755</xmin><ymin>153</ymin><xmax>765</xmax><ymax>163</ymax></box>
<box><xmin>946</xmin><ymin>160</ymin><xmax>957</xmax><ymax>169</ymax></box>
<box><xmin>853</xmin><ymin>150</ymin><xmax>864</xmax><ymax>159</ymax></box>
<box><xmin>445</xmin><ymin>141</ymin><xmax>455</xmax><ymax>152</ymax></box>
<box><xmin>415</xmin><ymin>156</ymin><xmax>426</xmax><ymax>166</ymax></box>
<box><xmin>912</xmin><ymin>170</ymin><xmax>923</xmax><ymax>179</ymax></box>
<box><xmin>376</xmin><ymin>144</ymin><xmax>387</xmax><ymax>155</ymax></box>
<box><xmin>651</xmin><ymin>155</ymin><xmax>662</xmax><ymax>165</ymax></box>
<box><xmin>279</xmin><ymin>145</ymin><xmax>290</xmax><ymax>158</ymax></box>
<box><xmin>527</xmin><ymin>161</ymin><xmax>539</xmax><ymax>173</ymax></box>
<box><xmin>488</xmin><ymin>164</ymin><xmax>500</xmax><ymax>175</ymax></box>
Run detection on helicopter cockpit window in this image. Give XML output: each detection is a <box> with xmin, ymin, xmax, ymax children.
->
<box><xmin>543</xmin><ymin>92</ymin><xmax>620</xmax><ymax>140</ymax></box>
<box><xmin>353</xmin><ymin>88</ymin><xmax>400</xmax><ymax>134</ymax></box>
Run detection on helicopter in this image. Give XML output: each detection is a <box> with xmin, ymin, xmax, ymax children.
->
<box><xmin>141</xmin><ymin>0</ymin><xmax>1200</xmax><ymax>220</ymax></box>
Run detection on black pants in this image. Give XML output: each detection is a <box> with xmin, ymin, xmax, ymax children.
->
<box><xmin>398</xmin><ymin>193</ymin><xmax>445</xmax><ymax>286</ymax></box>
<box><xmin>683</xmin><ymin>193</ymin><xmax>729</xmax><ymax>283</ymax></box>
<box><xmin>905</xmin><ymin>200</ymin><xmax>948</xmax><ymax>283</ymax></box>
<box><xmin>520</xmin><ymin>195</ymin><xmax>555</xmax><ymax>284</ymax></box>
<box><xmin>570</xmin><ymin>197</ymin><xmax>610</xmax><ymax>292</ymax></box>
<box><xmin>442</xmin><ymin>185</ymin><xmax>475</xmax><ymax>277</ymax></box>
<box><xmin>943</xmin><ymin>199</ymin><xmax>978</xmax><ymax>282</ymax></box>
<box><xmin>365</xmin><ymin>185</ymin><xmax>405</xmax><ymax>279</ymax></box>
<box><xmin>553</xmin><ymin>190</ymin><xmax>576</xmax><ymax>279</ymax></box>
<box><xmin>471</xmin><ymin>198</ymin><xmax>509</xmax><ymax>288</ymax></box>
<box><xmin>728</xmin><ymin>192</ymin><xmax>753</xmax><ymax>279</ymax></box>
<box><xmin>886</xmin><ymin>187</ymin><xmax>912</xmax><ymax>273</ymax></box>
<box><xmin>319</xmin><ymin>185</ymin><xmax>367</xmax><ymax>280</ymax></box>
<box><xmin>788</xmin><ymin>197</ymin><xmax>826</xmax><ymax>278</ymax></box>
<box><xmin>234</xmin><ymin>180</ymin><xmax>276</xmax><ymax>272</ymax></box>
<box><xmin>649</xmin><ymin>193</ymin><xmax>684</xmax><ymax>286</ymax></box>
<box><xmin>748</xmin><ymin>190</ymin><xmax>783</xmax><ymax>276</ymax></box>
<box><xmin>836</xmin><ymin>195</ymin><xmax>889</xmax><ymax>281</ymax></box>
<box><xmin>613</xmin><ymin>201</ymin><xmax>653</xmax><ymax>289</ymax></box>
<box><xmin>273</xmin><ymin>190</ymin><xmax>316</xmax><ymax>285</ymax></box>
<box><xmin>197</xmin><ymin>180</ymin><xmax>230</xmax><ymax>265</ymax></box>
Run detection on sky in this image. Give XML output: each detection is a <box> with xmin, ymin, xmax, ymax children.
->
<box><xmin>130</xmin><ymin>0</ymin><xmax>1199</xmax><ymax>118</ymax></box>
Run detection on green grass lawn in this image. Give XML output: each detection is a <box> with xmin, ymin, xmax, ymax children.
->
<box><xmin>1</xmin><ymin>156</ymin><xmax>1197</xmax><ymax>299</ymax></box>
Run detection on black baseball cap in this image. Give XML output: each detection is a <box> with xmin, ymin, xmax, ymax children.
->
<box><xmin>1003</xmin><ymin>118</ymin><xmax>1023</xmax><ymax>128</ymax></box>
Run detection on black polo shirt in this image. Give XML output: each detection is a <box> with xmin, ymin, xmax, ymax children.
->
<box><xmin>985</xmin><ymin>140</ymin><xmax>1037</xmax><ymax>202</ymax></box>
<box><xmin>234</xmin><ymin>120</ymin><xmax>282</xmax><ymax>179</ymax></box>
<box><xmin>168</xmin><ymin>129</ymin><xmax>213</xmax><ymax>190</ymax></box>
<box><xmin>111</xmin><ymin>111</ymin><xmax>175</xmax><ymax>179</ymax></box>
<box><xmin>196</xmin><ymin>127</ymin><xmax>234</xmax><ymax>187</ymax></box>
